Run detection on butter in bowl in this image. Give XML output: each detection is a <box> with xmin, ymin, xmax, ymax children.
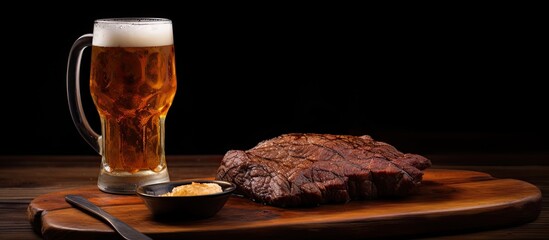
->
<box><xmin>136</xmin><ymin>179</ymin><xmax>236</xmax><ymax>219</ymax></box>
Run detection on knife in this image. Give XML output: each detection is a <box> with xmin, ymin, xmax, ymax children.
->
<box><xmin>65</xmin><ymin>194</ymin><xmax>153</xmax><ymax>240</ymax></box>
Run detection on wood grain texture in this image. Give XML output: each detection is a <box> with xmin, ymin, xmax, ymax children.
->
<box><xmin>27</xmin><ymin>169</ymin><xmax>542</xmax><ymax>240</ymax></box>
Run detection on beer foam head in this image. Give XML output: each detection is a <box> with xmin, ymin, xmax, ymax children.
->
<box><xmin>93</xmin><ymin>18</ymin><xmax>173</xmax><ymax>47</ymax></box>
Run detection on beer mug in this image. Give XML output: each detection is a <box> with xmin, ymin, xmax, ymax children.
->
<box><xmin>66</xmin><ymin>18</ymin><xmax>177</xmax><ymax>194</ymax></box>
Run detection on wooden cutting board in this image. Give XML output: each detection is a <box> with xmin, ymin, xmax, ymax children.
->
<box><xmin>28</xmin><ymin>169</ymin><xmax>542</xmax><ymax>240</ymax></box>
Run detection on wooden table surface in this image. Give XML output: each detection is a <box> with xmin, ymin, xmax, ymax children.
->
<box><xmin>1</xmin><ymin>154</ymin><xmax>547</xmax><ymax>239</ymax></box>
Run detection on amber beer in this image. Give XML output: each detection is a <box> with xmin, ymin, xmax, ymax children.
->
<box><xmin>90</xmin><ymin>44</ymin><xmax>176</xmax><ymax>173</ymax></box>
<box><xmin>66</xmin><ymin>18</ymin><xmax>177</xmax><ymax>194</ymax></box>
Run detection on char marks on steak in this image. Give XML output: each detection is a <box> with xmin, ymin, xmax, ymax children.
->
<box><xmin>216</xmin><ymin>133</ymin><xmax>431</xmax><ymax>207</ymax></box>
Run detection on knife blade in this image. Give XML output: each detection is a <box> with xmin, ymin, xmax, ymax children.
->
<box><xmin>65</xmin><ymin>194</ymin><xmax>153</xmax><ymax>240</ymax></box>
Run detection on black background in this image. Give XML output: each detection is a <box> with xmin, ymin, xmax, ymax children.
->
<box><xmin>2</xmin><ymin>3</ymin><xmax>547</xmax><ymax>156</ymax></box>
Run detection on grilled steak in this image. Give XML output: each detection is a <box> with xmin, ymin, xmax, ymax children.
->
<box><xmin>216</xmin><ymin>133</ymin><xmax>431</xmax><ymax>207</ymax></box>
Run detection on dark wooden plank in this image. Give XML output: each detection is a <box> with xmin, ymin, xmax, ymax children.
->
<box><xmin>27</xmin><ymin>169</ymin><xmax>542</xmax><ymax>240</ymax></box>
<box><xmin>1</xmin><ymin>155</ymin><xmax>548</xmax><ymax>239</ymax></box>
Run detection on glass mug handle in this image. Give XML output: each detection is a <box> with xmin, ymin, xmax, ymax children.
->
<box><xmin>66</xmin><ymin>34</ymin><xmax>101</xmax><ymax>154</ymax></box>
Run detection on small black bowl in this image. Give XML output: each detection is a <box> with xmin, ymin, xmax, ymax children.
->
<box><xmin>136</xmin><ymin>179</ymin><xmax>236</xmax><ymax>219</ymax></box>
